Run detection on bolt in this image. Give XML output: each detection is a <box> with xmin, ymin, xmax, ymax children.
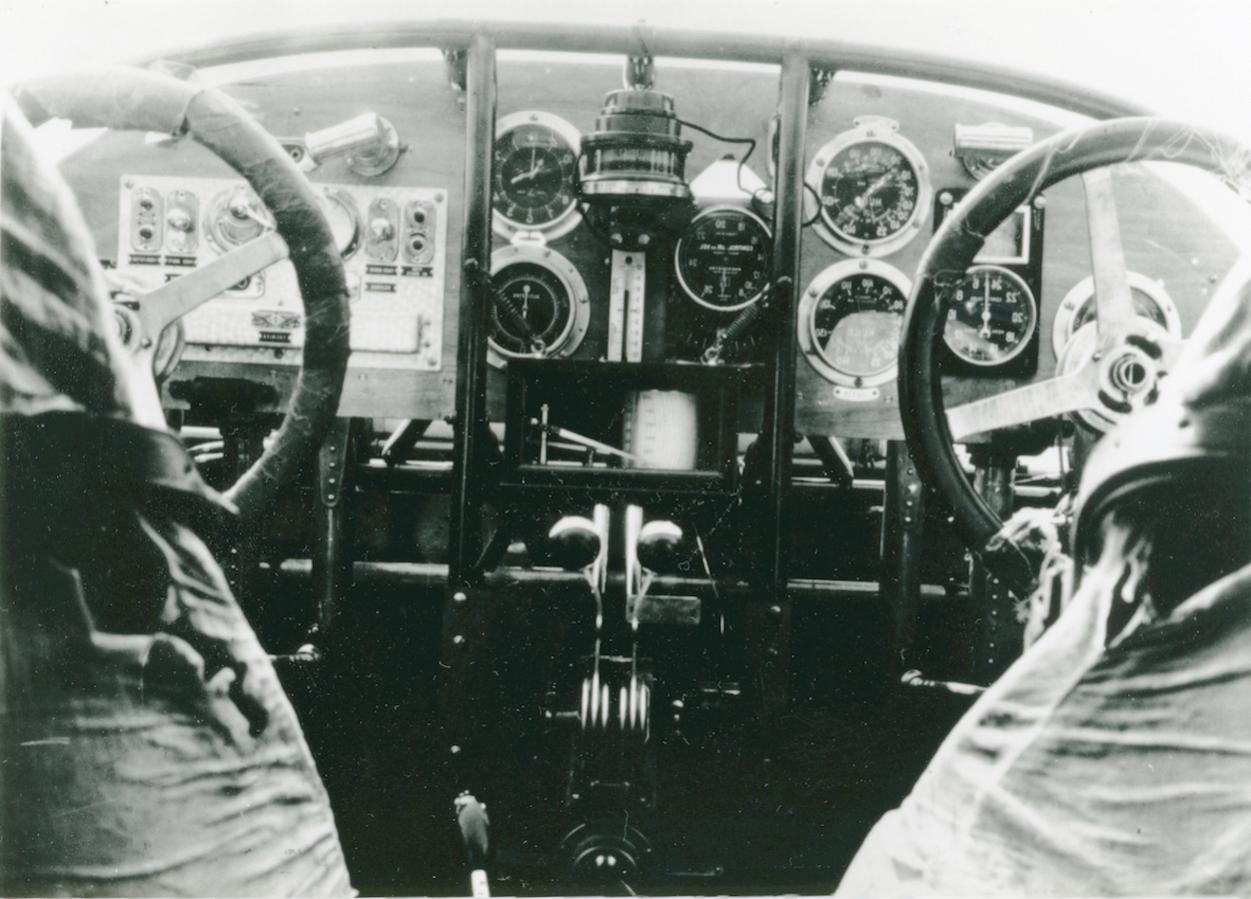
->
<box><xmin>453</xmin><ymin>591</ymin><xmax>467</xmax><ymax>604</ymax></box>
<box><xmin>939</xmin><ymin>191</ymin><xmax>953</xmax><ymax>206</ymax></box>
<box><xmin>450</xmin><ymin>744</ymin><xmax>461</xmax><ymax>755</ymax></box>
<box><xmin>768</xmin><ymin>604</ymin><xmax>782</xmax><ymax>617</ymax></box>
<box><xmin>452</xmin><ymin>634</ymin><xmax>466</xmax><ymax>646</ymax></box>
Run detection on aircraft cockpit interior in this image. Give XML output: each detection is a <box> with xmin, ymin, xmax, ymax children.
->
<box><xmin>3</xmin><ymin>5</ymin><xmax>1251</xmax><ymax>895</ymax></box>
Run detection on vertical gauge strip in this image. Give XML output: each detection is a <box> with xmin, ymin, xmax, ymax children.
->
<box><xmin>674</xmin><ymin>205</ymin><xmax>772</xmax><ymax>312</ymax></box>
<box><xmin>798</xmin><ymin>259</ymin><xmax>912</xmax><ymax>390</ymax></box>
<box><xmin>805</xmin><ymin>116</ymin><xmax>931</xmax><ymax>257</ymax></box>
<box><xmin>486</xmin><ymin>244</ymin><xmax>590</xmax><ymax>368</ymax></box>
<box><xmin>941</xmin><ymin>265</ymin><xmax>1037</xmax><ymax>367</ymax></box>
<box><xmin>491</xmin><ymin>110</ymin><xmax>582</xmax><ymax>242</ymax></box>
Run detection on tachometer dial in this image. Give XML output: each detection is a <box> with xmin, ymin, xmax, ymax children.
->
<box><xmin>492</xmin><ymin>111</ymin><xmax>582</xmax><ymax>241</ymax></box>
<box><xmin>675</xmin><ymin>205</ymin><xmax>771</xmax><ymax>311</ymax></box>
<box><xmin>799</xmin><ymin>259</ymin><xmax>911</xmax><ymax>388</ymax></box>
<box><xmin>806</xmin><ymin>116</ymin><xmax>931</xmax><ymax>257</ymax></box>
<box><xmin>942</xmin><ymin>265</ymin><xmax>1037</xmax><ymax>367</ymax></box>
<box><xmin>1052</xmin><ymin>272</ymin><xmax>1181</xmax><ymax>357</ymax></box>
<box><xmin>487</xmin><ymin>244</ymin><xmax>590</xmax><ymax>368</ymax></box>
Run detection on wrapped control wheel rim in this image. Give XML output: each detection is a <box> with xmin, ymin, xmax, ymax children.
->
<box><xmin>14</xmin><ymin>66</ymin><xmax>351</xmax><ymax>523</ymax></box>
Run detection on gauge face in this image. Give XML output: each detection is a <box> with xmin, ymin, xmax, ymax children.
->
<box><xmin>805</xmin><ymin>267</ymin><xmax>909</xmax><ymax>386</ymax></box>
<box><xmin>819</xmin><ymin>141</ymin><xmax>920</xmax><ymax>243</ymax></box>
<box><xmin>492</xmin><ymin>113</ymin><xmax>580</xmax><ymax>237</ymax></box>
<box><xmin>320</xmin><ymin>189</ymin><xmax>360</xmax><ymax>259</ymax></box>
<box><xmin>942</xmin><ymin>266</ymin><xmax>1037</xmax><ymax>367</ymax></box>
<box><xmin>488</xmin><ymin>262</ymin><xmax>575</xmax><ymax>357</ymax></box>
<box><xmin>675</xmin><ymin>206</ymin><xmax>771</xmax><ymax>311</ymax></box>
<box><xmin>1052</xmin><ymin>272</ymin><xmax>1182</xmax><ymax>357</ymax></box>
<box><xmin>1071</xmin><ymin>290</ymin><xmax>1166</xmax><ymax>331</ymax></box>
<box><xmin>806</xmin><ymin>120</ymin><xmax>931</xmax><ymax>257</ymax></box>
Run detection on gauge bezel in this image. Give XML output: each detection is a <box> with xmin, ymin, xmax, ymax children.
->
<box><xmin>320</xmin><ymin>187</ymin><xmax>361</xmax><ymax>260</ymax></box>
<box><xmin>491</xmin><ymin>110</ymin><xmax>583</xmax><ymax>243</ymax></box>
<box><xmin>487</xmin><ymin>243</ymin><xmax>590</xmax><ymax>369</ymax></box>
<box><xmin>203</xmin><ymin>186</ymin><xmax>271</xmax><ymax>254</ymax></box>
<box><xmin>798</xmin><ymin>258</ymin><xmax>912</xmax><ymax>388</ymax></box>
<box><xmin>804</xmin><ymin>117</ymin><xmax>932</xmax><ymax>258</ymax></box>
<box><xmin>1052</xmin><ymin>271</ymin><xmax>1182</xmax><ymax>357</ymax></box>
<box><xmin>942</xmin><ymin>264</ymin><xmax>1038</xmax><ymax>368</ymax></box>
<box><xmin>674</xmin><ymin>204</ymin><xmax>773</xmax><ymax>313</ymax></box>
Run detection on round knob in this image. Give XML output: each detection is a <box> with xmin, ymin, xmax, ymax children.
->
<box><xmin>636</xmin><ymin>520</ymin><xmax>685</xmax><ymax>573</ymax></box>
<box><xmin>166</xmin><ymin>209</ymin><xmax>192</xmax><ymax>232</ymax></box>
<box><xmin>369</xmin><ymin>217</ymin><xmax>395</xmax><ymax>241</ymax></box>
<box><xmin>228</xmin><ymin>193</ymin><xmax>255</xmax><ymax>220</ymax></box>
<box><xmin>547</xmin><ymin>516</ymin><xmax>602</xmax><ymax>572</ymax></box>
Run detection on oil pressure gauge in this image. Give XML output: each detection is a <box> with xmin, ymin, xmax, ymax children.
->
<box><xmin>492</xmin><ymin>111</ymin><xmax>582</xmax><ymax>242</ymax></box>
<box><xmin>487</xmin><ymin>244</ymin><xmax>590</xmax><ymax>368</ymax></box>
<box><xmin>806</xmin><ymin>116</ymin><xmax>931</xmax><ymax>257</ymax></box>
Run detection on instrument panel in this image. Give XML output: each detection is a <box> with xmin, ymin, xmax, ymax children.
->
<box><xmin>56</xmin><ymin>51</ymin><xmax>1237</xmax><ymax>434</ymax></box>
<box><xmin>117</xmin><ymin>174</ymin><xmax>447</xmax><ymax>368</ymax></box>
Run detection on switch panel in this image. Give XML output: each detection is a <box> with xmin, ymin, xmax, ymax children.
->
<box><xmin>117</xmin><ymin>175</ymin><xmax>447</xmax><ymax>369</ymax></box>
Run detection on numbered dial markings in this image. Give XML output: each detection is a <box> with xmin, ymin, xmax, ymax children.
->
<box><xmin>492</xmin><ymin>116</ymin><xmax>580</xmax><ymax>235</ymax></box>
<box><xmin>942</xmin><ymin>266</ymin><xmax>1037</xmax><ymax>367</ymax></box>
<box><xmin>820</xmin><ymin>142</ymin><xmax>920</xmax><ymax>244</ymax></box>
<box><xmin>801</xmin><ymin>262</ymin><xmax>911</xmax><ymax>388</ymax></box>
<box><xmin>807</xmin><ymin>120</ymin><xmax>931</xmax><ymax>257</ymax></box>
<box><xmin>675</xmin><ymin>206</ymin><xmax>772</xmax><ymax>311</ymax></box>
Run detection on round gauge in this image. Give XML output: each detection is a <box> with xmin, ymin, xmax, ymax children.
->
<box><xmin>675</xmin><ymin>205</ymin><xmax>772</xmax><ymax>312</ymax></box>
<box><xmin>204</xmin><ymin>187</ymin><xmax>270</xmax><ymax>251</ymax></box>
<box><xmin>487</xmin><ymin>244</ymin><xmax>590</xmax><ymax>368</ymax></box>
<box><xmin>1052</xmin><ymin>272</ymin><xmax>1182</xmax><ymax>357</ymax></box>
<box><xmin>319</xmin><ymin>188</ymin><xmax>360</xmax><ymax>259</ymax></box>
<box><xmin>805</xmin><ymin>117</ymin><xmax>931</xmax><ymax>257</ymax></box>
<box><xmin>799</xmin><ymin>259</ymin><xmax>912</xmax><ymax>388</ymax></box>
<box><xmin>492</xmin><ymin>111</ymin><xmax>582</xmax><ymax>241</ymax></box>
<box><xmin>942</xmin><ymin>265</ymin><xmax>1037</xmax><ymax>367</ymax></box>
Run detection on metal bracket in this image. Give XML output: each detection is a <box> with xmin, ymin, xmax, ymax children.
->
<box><xmin>443</xmin><ymin>48</ymin><xmax>468</xmax><ymax>91</ymax></box>
<box><xmin>318</xmin><ymin>418</ymin><xmax>353</xmax><ymax>507</ymax></box>
<box><xmin>808</xmin><ymin>67</ymin><xmax>835</xmax><ymax>106</ymax></box>
<box><xmin>625</xmin><ymin>54</ymin><xmax>656</xmax><ymax>89</ymax></box>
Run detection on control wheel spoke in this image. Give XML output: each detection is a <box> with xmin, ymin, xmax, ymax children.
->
<box><xmin>134</xmin><ymin>230</ymin><xmax>289</xmax><ymax>337</ymax></box>
<box><xmin>946</xmin><ymin>363</ymin><xmax>1101</xmax><ymax>441</ymax></box>
<box><xmin>1081</xmin><ymin>168</ymin><xmax>1137</xmax><ymax>340</ymax></box>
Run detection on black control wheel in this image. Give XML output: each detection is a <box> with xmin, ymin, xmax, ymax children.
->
<box><xmin>898</xmin><ymin>117</ymin><xmax>1250</xmax><ymax>592</ymax></box>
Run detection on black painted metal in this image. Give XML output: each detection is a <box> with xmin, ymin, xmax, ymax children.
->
<box><xmin>970</xmin><ymin>455</ymin><xmax>1020</xmax><ymax>683</ymax></box>
<box><xmin>447</xmin><ymin>34</ymin><xmax>496</xmax><ymax>588</ymax></box>
<box><xmin>312</xmin><ymin>418</ymin><xmax>355</xmax><ymax>636</ymax></box>
<box><xmin>748</xmin><ymin>49</ymin><xmax>810</xmax><ymax>718</ymax></box>
<box><xmin>760</xmin><ymin>50</ymin><xmax>808</xmax><ymax>592</ymax></box>
<box><xmin>879</xmin><ymin>441</ymin><xmax>926</xmax><ymax>673</ymax></box>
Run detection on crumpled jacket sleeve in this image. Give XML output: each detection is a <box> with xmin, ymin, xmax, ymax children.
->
<box><xmin>836</xmin><ymin>561</ymin><xmax>1251</xmax><ymax>897</ymax></box>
